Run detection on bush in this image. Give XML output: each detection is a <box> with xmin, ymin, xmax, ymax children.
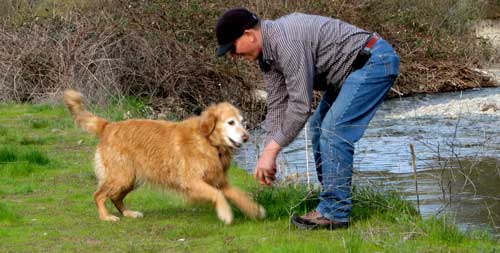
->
<box><xmin>0</xmin><ymin>0</ymin><xmax>496</xmax><ymax>126</ymax></box>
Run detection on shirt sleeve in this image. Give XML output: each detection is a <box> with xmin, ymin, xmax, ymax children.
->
<box><xmin>265</xmin><ymin>40</ymin><xmax>315</xmax><ymax>147</ymax></box>
<box><xmin>262</xmin><ymin>69</ymin><xmax>287</xmax><ymax>145</ymax></box>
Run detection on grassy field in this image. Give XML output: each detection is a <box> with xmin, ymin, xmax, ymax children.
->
<box><xmin>0</xmin><ymin>102</ymin><xmax>498</xmax><ymax>252</ymax></box>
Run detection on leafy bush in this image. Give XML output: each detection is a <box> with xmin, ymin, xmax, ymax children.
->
<box><xmin>0</xmin><ymin>0</ymin><xmax>496</xmax><ymax>126</ymax></box>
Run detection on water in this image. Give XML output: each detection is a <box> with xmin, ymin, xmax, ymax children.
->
<box><xmin>235</xmin><ymin>87</ymin><xmax>500</xmax><ymax>237</ymax></box>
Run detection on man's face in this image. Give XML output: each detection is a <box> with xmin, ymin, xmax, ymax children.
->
<box><xmin>230</xmin><ymin>30</ymin><xmax>261</xmax><ymax>61</ymax></box>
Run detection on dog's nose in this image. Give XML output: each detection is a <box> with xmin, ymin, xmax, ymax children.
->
<box><xmin>242</xmin><ymin>133</ymin><xmax>249</xmax><ymax>143</ymax></box>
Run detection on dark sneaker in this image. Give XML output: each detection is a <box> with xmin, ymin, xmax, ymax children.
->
<box><xmin>291</xmin><ymin>211</ymin><xmax>349</xmax><ymax>230</ymax></box>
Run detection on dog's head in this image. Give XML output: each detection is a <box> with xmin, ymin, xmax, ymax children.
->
<box><xmin>200</xmin><ymin>102</ymin><xmax>249</xmax><ymax>148</ymax></box>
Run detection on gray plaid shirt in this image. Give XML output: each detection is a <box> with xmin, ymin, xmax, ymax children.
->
<box><xmin>261</xmin><ymin>13</ymin><xmax>372</xmax><ymax>147</ymax></box>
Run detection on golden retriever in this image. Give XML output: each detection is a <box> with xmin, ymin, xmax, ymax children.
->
<box><xmin>63</xmin><ymin>89</ymin><xmax>265</xmax><ymax>224</ymax></box>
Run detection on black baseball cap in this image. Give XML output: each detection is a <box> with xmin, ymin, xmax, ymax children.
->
<box><xmin>215</xmin><ymin>8</ymin><xmax>259</xmax><ymax>57</ymax></box>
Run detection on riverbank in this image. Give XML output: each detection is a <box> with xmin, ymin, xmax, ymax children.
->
<box><xmin>0</xmin><ymin>102</ymin><xmax>498</xmax><ymax>251</ymax></box>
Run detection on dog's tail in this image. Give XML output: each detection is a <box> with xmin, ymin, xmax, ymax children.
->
<box><xmin>64</xmin><ymin>89</ymin><xmax>108</xmax><ymax>137</ymax></box>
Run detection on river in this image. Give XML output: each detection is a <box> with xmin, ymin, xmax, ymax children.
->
<box><xmin>235</xmin><ymin>86</ymin><xmax>500</xmax><ymax>237</ymax></box>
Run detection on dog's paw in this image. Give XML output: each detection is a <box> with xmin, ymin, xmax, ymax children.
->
<box><xmin>123</xmin><ymin>210</ymin><xmax>144</xmax><ymax>218</ymax></box>
<box><xmin>101</xmin><ymin>215</ymin><xmax>120</xmax><ymax>222</ymax></box>
<box><xmin>217</xmin><ymin>207</ymin><xmax>233</xmax><ymax>225</ymax></box>
<box><xmin>245</xmin><ymin>204</ymin><xmax>266</xmax><ymax>219</ymax></box>
<box><xmin>258</xmin><ymin>205</ymin><xmax>266</xmax><ymax>219</ymax></box>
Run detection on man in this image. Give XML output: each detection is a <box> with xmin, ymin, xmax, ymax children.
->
<box><xmin>215</xmin><ymin>8</ymin><xmax>400</xmax><ymax>230</ymax></box>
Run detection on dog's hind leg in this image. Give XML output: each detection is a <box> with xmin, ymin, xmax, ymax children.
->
<box><xmin>93</xmin><ymin>152</ymin><xmax>120</xmax><ymax>221</ymax></box>
<box><xmin>222</xmin><ymin>184</ymin><xmax>266</xmax><ymax>219</ymax></box>
<box><xmin>110</xmin><ymin>187</ymin><xmax>143</xmax><ymax>219</ymax></box>
<box><xmin>94</xmin><ymin>185</ymin><xmax>120</xmax><ymax>221</ymax></box>
<box><xmin>188</xmin><ymin>180</ymin><xmax>233</xmax><ymax>224</ymax></box>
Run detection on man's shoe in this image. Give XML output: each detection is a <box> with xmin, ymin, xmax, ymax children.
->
<box><xmin>301</xmin><ymin>210</ymin><xmax>322</xmax><ymax>220</ymax></box>
<box><xmin>291</xmin><ymin>211</ymin><xmax>349</xmax><ymax>230</ymax></box>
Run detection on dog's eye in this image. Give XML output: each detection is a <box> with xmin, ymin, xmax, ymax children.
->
<box><xmin>228</xmin><ymin>120</ymin><xmax>235</xmax><ymax>126</ymax></box>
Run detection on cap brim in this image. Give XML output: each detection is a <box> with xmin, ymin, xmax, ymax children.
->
<box><xmin>216</xmin><ymin>43</ymin><xmax>233</xmax><ymax>57</ymax></box>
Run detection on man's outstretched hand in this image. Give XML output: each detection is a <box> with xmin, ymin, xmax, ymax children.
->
<box><xmin>253</xmin><ymin>140</ymin><xmax>281</xmax><ymax>186</ymax></box>
<box><xmin>254</xmin><ymin>155</ymin><xmax>277</xmax><ymax>185</ymax></box>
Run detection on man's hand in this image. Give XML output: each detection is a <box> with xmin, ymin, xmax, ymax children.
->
<box><xmin>254</xmin><ymin>154</ymin><xmax>277</xmax><ymax>186</ymax></box>
<box><xmin>253</xmin><ymin>140</ymin><xmax>281</xmax><ymax>186</ymax></box>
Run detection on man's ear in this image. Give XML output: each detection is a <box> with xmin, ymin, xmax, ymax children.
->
<box><xmin>200</xmin><ymin>108</ymin><xmax>216</xmax><ymax>137</ymax></box>
<box><xmin>244</xmin><ymin>29</ymin><xmax>256</xmax><ymax>42</ymax></box>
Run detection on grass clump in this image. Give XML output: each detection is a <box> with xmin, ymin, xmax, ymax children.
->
<box><xmin>0</xmin><ymin>146</ymin><xmax>18</xmax><ymax>162</ymax></box>
<box><xmin>19</xmin><ymin>136</ymin><xmax>47</xmax><ymax>146</ymax></box>
<box><xmin>21</xmin><ymin>149</ymin><xmax>50</xmax><ymax>166</ymax></box>
<box><xmin>419</xmin><ymin>216</ymin><xmax>466</xmax><ymax>244</ymax></box>
<box><xmin>351</xmin><ymin>186</ymin><xmax>418</xmax><ymax>222</ymax></box>
<box><xmin>29</xmin><ymin>119</ymin><xmax>50</xmax><ymax>129</ymax></box>
<box><xmin>0</xmin><ymin>146</ymin><xmax>50</xmax><ymax>166</ymax></box>
<box><xmin>252</xmin><ymin>185</ymin><xmax>319</xmax><ymax>219</ymax></box>
<box><xmin>253</xmin><ymin>184</ymin><xmax>419</xmax><ymax>222</ymax></box>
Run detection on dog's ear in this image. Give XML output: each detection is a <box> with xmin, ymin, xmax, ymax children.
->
<box><xmin>200</xmin><ymin>107</ymin><xmax>217</xmax><ymax>137</ymax></box>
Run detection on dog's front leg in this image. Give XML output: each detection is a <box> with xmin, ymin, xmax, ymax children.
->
<box><xmin>221</xmin><ymin>185</ymin><xmax>266</xmax><ymax>219</ymax></box>
<box><xmin>188</xmin><ymin>180</ymin><xmax>233</xmax><ymax>224</ymax></box>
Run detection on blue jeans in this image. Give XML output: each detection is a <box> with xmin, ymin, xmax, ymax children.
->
<box><xmin>309</xmin><ymin>38</ymin><xmax>400</xmax><ymax>222</ymax></box>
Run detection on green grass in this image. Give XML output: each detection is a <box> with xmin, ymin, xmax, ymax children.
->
<box><xmin>19</xmin><ymin>136</ymin><xmax>48</xmax><ymax>146</ymax></box>
<box><xmin>21</xmin><ymin>149</ymin><xmax>50</xmax><ymax>165</ymax></box>
<box><xmin>0</xmin><ymin>146</ymin><xmax>18</xmax><ymax>162</ymax></box>
<box><xmin>29</xmin><ymin>119</ymin><xmax>50</xmax><ymax>129</ymax></box>
<box><xmin>0</xmin><ymin>102</ymin><xmax>498</xmax><ymax>252</ymax></box>
<box><xmin>252</xmin><ymin>185</ymin><xmax>319</xmax><ymax>220</ymax></box>
<box><xmin>351</xmin><ymin>187</ymin><xmax>418</xmax><ymax>222</ymax></box>
<box><xmin>0</xmin><ymin>202</ymin><xmax>19</xmax><ymax>224</ymax></box>
<box><xmin>101</xmin><ymin>95</ymin><xmax>154</xmax><ymax>121</ymax></box>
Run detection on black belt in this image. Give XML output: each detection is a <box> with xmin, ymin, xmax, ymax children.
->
<box><xmin>352</xmin><ymin>34</ymin><xmax>379</xmax><ymax>70</ymax></box>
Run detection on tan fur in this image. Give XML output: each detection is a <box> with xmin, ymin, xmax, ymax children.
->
<box><xmin>64</xmin><ymin>89</ymin><xmax>265</xmax><ymax>224</ymax></box>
